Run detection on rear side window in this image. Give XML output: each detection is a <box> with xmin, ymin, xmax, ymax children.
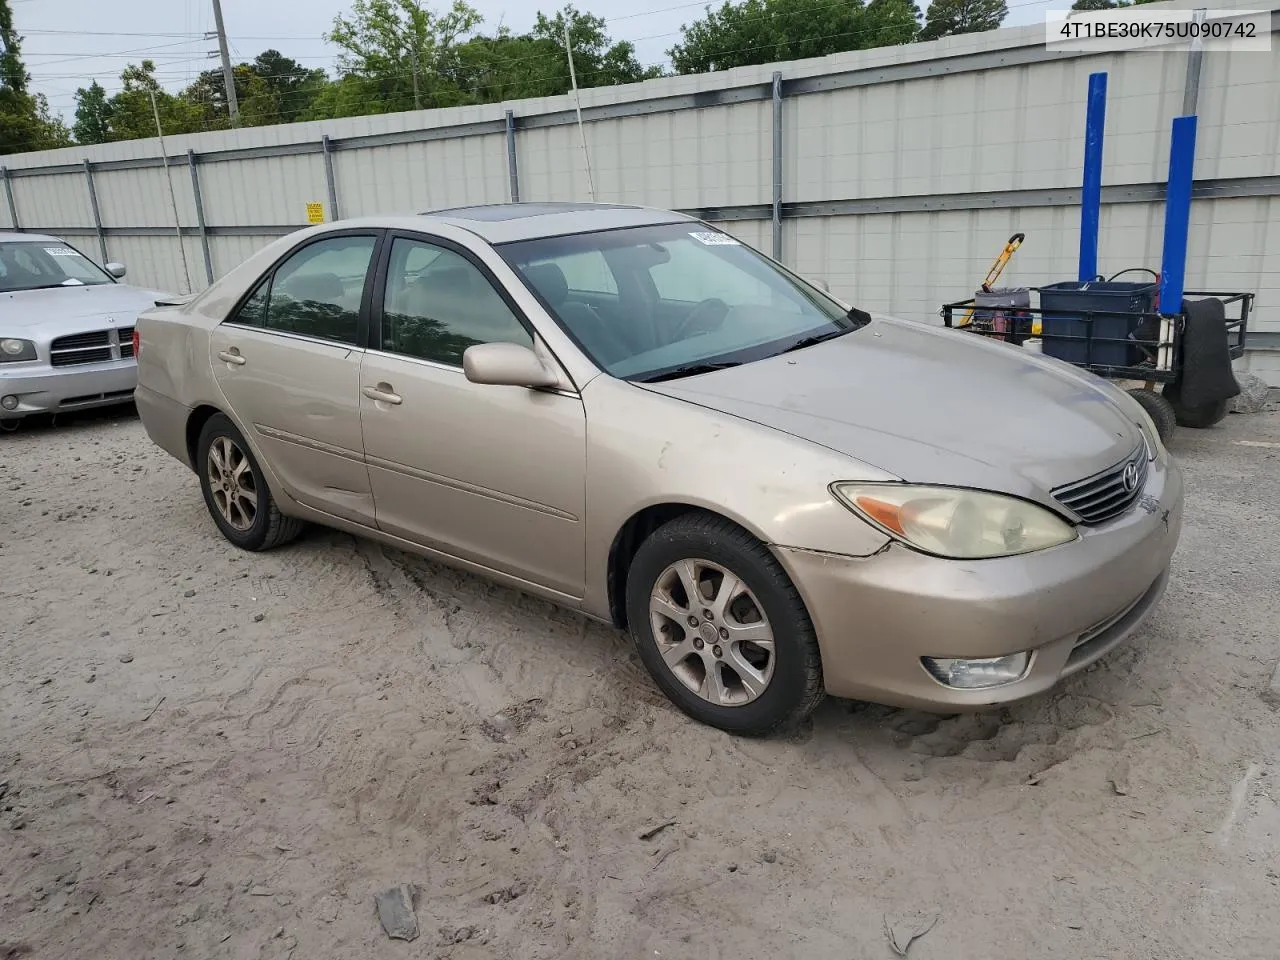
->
<box><xmin>233</xmin><ymin>278</ymin><xmax>269</xmax><ymax>327</ymax></box>
<box><xmin>228</xmin><ymin>235</ymin><xmax>377</xmax><ymax>345</ymax></box>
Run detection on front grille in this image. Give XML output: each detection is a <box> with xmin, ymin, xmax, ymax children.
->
<box><xmin>49</xmin><ymin>328</ymin><xmax>130</xmax><ymax>367</ymax></box>
<box><xmin>1052</xmin><ymin>446</ymin><xmax>1149</xmax><ymax>524</ymax></box>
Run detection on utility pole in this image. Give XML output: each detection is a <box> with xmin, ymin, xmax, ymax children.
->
<box><xmin>409</xmin><ymin>47</ymin><xmax>421</xmax><ymax>110</ymax></box>
<box><xmin>563</xmin><ymin>17</ymin><xmax>595</xmax><ymax>202</ymax></box>
<box><xmin>149</xmin><ymin>89</ymin><xmax>193</xmax><ymax>293</ymax></box>
<box><xmin>209</xmin><ymin>0</ymin><xmax>239</xmax><ymax>124</ymax></box>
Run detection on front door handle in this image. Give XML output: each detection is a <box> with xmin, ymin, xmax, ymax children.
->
<box><xmin>217</xmin><ymin>349</ymin><xmax>246</xmax><ymax>366</ymax></box>
<box><xmin>362</xmin><ymin>383</ymin><xmax>402</xmax><ymax>405</ymax></box>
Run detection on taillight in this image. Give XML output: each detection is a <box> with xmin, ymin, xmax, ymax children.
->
<box><xmin>132</xmin><ymin>329</ymin><xmax>140</xmax><ymax>358</ymax></box>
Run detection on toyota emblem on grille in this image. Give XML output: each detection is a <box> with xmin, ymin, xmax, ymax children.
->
<box><xmin>1122</xmin><ymin>459</ymin><xmax>1139</xmax><ymax>492</ymax></box>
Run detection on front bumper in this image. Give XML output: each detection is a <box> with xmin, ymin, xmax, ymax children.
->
<box><xmin>0</xmin><ymin>359</ymin><xmax>137</xmax><ymax>420</ymax></box>
<box><xmin>777</xmin><ymin>453</ymin><xmax>1184</xmax><ymax>711</ymax></box>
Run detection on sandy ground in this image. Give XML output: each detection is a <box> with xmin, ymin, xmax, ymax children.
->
<box><xmin>2</xmin><ymin>404</ymin><xmax>1279</xmax><ymax>960</ymax></box>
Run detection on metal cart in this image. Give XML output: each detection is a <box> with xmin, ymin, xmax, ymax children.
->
<box><xmin>940</xmin><ymin>287</ymin><xmax>1253</xmax><ymax>441</ymax></box>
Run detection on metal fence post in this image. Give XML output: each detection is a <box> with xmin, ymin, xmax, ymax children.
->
<box><xmin>322</xmin><ymin>135</ymin><xmax>340</xmax><ymax>221</ymax></box>
<box><xmin>505</xmin><ymin>110</ymin><xmax>520</xmax><ymax>203</ymax></box>
<box><xmin>83</xmin><ymin>159</ymin><xmax>108</xmax><ymax>264</ymax></box>
<box><xmin>771</xmin><ymin>72</ymin><xmax>783</xmax><ymax>262</ymax></box>
<box><xmin>1182</xmin><ymin>8</ymin><xmax>1208</xmax><ymax>116</ymax></box>
<box><xmin>1</xmin><ymin>167</ymin><xmax>19</xmax><ymax>231</ymax></box>
<box><xmin>188</xmin><ymin>150</ymin><xmax>214</xmax><ymax>285</ymax></box>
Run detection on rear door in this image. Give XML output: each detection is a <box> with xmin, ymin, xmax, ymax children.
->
<box><xmin>209</xmin><ymin>231</ymin><xmax>382</xmax><ymax>525</ymax></box>
<box><xmin>358</xmin><ymin>231</ymin><xmax>587</xmax><ymax>597</ymax></box>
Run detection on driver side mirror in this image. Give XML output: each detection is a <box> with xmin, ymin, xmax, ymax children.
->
<box><xmin>105</xmin><ymin>262</ymin><xmax>127</xmax><ymax>279</ymax></box>
<box><xmin>463</xmin><ymin>342</ymin><xmax>561</xmax><ymax>389</ymax></box>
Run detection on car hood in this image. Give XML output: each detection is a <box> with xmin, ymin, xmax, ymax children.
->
<box><xmin>0</xmin><ymin>283</ymin><xmax>168</xmax><ymax>336</ymax></box>
<box><xmin>642</xmin><ymin>315</ymin><xmax>1145</xmax><ymax>500</ymax></box>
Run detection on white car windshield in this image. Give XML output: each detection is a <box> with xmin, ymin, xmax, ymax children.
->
<box><xmin>498</xmin><ymin>223</ymin><xmax>863</xmax><ymax>382</ymax></box>
<box><xmin>0</xmin><ymin>241</ymin><xmax>113</xmax><ymax>292</ymax></box>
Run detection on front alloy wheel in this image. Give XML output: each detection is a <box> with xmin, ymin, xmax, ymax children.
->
<box><xmin>626</xmin><ymin>512</ymin><xmax>824</xmax><ymax>735</ymax></box>
<box><xmin>649</xmin><ymin>559</ymin><xmax>776</xmax><ymax>706</ymax></box>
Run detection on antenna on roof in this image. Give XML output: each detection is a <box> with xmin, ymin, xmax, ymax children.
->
<box><xmin>563</xmin><ymin>17</ymin><xmax>597</xmax><ymax>203</ymax></box>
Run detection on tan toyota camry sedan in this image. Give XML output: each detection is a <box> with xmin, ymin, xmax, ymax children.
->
<box><xmin>134</xmin><ymin>203</ymin><xmax>1182</xmax><ymax>735</ymax></box>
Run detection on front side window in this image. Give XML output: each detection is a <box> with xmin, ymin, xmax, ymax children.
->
<box><xmin>380</xmin><ymin>237</ymin><xmax>532</xmax><ymax>366</ymax></box>
<box><xmin>229</xmin><ymin>235</ymin><xmax>376</xmax><ymax>345</ymax></box>
<box><xmin>0</xmin><ymin>241</ymin><xmax>112</xmax><ymax>292</ymax></box>
<box><xmin>499</xmin><ymin>223</ymin><xmax>856</xmax><ymax>381</ymax></box>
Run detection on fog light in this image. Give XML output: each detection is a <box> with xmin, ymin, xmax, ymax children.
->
<box><xmin>1</xmin><ymin>395</ymin><xmax>17</xmax><ymax>410</ymax></box>
<box><xmin>922</xmin><ymin>652</ymin><xmax>1030</xmax><ymax>689</ymax></box>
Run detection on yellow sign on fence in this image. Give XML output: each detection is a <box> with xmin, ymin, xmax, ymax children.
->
<box><xmin>306</xmin><ymin>202</ymin><xmax>325</xmax><ymax>224</ymax></box>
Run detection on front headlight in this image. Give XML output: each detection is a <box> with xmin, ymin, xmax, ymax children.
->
<box><xmin>0</xmin><ymin>338</ymin><xmax>36</xmax><ymax>362</ymax></box>
<box><xmin>831</xmin><ymin>483</ymin><xmax>1077</xmax><ymax>559</ymax></box>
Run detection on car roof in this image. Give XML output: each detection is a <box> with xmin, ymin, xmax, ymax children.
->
<box><xmin>0</xmin><ymin>231</ymin><xmax>68</xmax><ymax>244</ymax></box>
<box><xmin>416</xmin><ymin>202</ymin><xmax>698</xmax><ymax>244</ymax></box>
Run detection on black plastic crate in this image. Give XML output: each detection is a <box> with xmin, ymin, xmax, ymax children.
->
<box><xmin>1038</xmin><ymin>280</ymin><xmax>1157</xmax><ymax>365</ymax></box>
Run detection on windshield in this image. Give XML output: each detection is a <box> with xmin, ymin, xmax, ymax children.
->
<box><xmin>498</xmin><ymin>223</ymin><xmax>858</xmax><ymax>381</ymax></box>
<box><xmin>0</xmin><ymin>240</ymin><xmax>113</xmax><ymax>292</ymax></box>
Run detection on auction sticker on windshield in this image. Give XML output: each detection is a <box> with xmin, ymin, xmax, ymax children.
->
<box><xmin>44</xmin><ymin>247</ymin><xmax>78</xmax><ymax>257</ymax></box>
<box><xmin>689</xmin><ymin>231</ymin><xmax>740</xmax><ymax>245</ymax></box>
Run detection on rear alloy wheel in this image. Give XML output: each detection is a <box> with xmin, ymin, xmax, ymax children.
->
<box><xmin>196</xmin><ymin>413</ymin><xmax>304</xmax><ymax>551</ymax></box>
<box><xmin>626</xmin><ymin>513</ymin><xmax>823</xmax><ymax>735</ymax></box>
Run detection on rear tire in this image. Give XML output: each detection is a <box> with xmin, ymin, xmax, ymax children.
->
<box><xmin>1125</xmin><ymin>387</ymin><xmax>1176</xmax><ymax>443</ymax></box>
<box><xmin>1162</xmin><ymin>384</ymin><xmax>1231</xmax><ymax>429</ymax></box>
<box><xmin>196</xmin><ymin>413</ymin><xmax>304</xmax><ymax>551</ymax></box>
<box><xmin>625</xmin><ymin>512</ymin><xmax>824</xmax><ymax>736</ymax></box>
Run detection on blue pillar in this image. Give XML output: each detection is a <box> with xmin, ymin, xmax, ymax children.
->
<box><xmin>1078</xmin><ymin>72</ymin><xmax>1107</xmax><ymax>282</ymax></box>
<box><xmin>1159</xmin><ymin>116</ymin><xmax>1197</xmax><ymax>313</ymax></box>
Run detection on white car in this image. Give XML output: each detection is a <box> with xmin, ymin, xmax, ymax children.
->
<box><xmin>0</xmin><ymin>232</ymin><xmax>167</xmax><ymax>428</ymax></box>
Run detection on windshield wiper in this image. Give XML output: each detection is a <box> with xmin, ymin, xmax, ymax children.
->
<box><xmin>779</xmin><ymin>329</ymin><xmax>848</xmax><ymax>354</ymax></box>
<box><xmin>636</xmin><ymin>360</ymin><xmax>742</xmax><ymax>383</ymax></box>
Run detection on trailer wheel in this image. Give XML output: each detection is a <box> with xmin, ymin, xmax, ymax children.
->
<box><xmin>1125</xmin><ymin>388</ymin><xmax>1176</xmax><ymax>443</ymax></box>
<box><xmin>1161</xmin><ymin>384</ymin><xmax>1230</xmax><ymax>429</ymax></box>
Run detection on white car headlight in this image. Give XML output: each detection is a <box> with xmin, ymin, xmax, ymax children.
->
<box><xmin>831</xmin><ymin>483</ymin><xmax>1077</xmax><ymax>559</ymax></box>
<box><xmin>0</xmin><ymin>338</ymin><xmax>36</xmax><ymax>362</ymax></box>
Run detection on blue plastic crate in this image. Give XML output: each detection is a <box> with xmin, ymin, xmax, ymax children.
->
<box><xmin>1038</xmin><ymin>280</ymin><xmax>1157</xmax><ymax>366</ymax></box>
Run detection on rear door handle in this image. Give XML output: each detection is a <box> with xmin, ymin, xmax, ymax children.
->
<box><xmin>217</xmin><ymin>349</ymin><xmax>246</xmax><ymax>366</ymax></box>
<box><xmin>362</xmin><ymin>384</ymin><xmax>402</xmax><ymax>405</ymax></box>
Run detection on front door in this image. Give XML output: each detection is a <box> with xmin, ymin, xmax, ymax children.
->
<box><xmin>359</xmin><ymin>233</ymin><xmax>587</xmax><ymax>598</ymax></box>
<box><xmin>210</xmin><ymin>232</ymin><xmax>380</xmax><ymax>525</ymax></box>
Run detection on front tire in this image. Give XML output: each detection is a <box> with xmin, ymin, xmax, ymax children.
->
<box><xmin>196</xmin><ymin>413</ymin><xmax>304</xmax><ymax>551</ymax></box>
<box><xmin>625</xmin><ymin>513</ymin><xmax>824</xmax><ymax>735</ymax></box>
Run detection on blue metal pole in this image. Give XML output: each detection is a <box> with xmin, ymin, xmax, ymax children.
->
<box><xmin>1078</xmin><ymin>72</ymin><xmax>1107</xmax><ymax>282</ymax></box>
<box><xmin>1159</xmin><ymin>115</ymin><xmax>1197</xmax><ymax>312</ymax></box>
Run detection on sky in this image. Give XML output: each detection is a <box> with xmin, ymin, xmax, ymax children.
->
<box><xmin>13</xmin><ymin>0</ymin><xmax>1052</xmax><ymax>122</ymax></box>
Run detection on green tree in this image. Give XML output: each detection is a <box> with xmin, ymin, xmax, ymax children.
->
<box><xmin>454</xmin><ymin>5</ymin><xmax>660</xmax><ymax>101</ymax></box>
<box><xmin>0</xmin><ymin>0</ymin><xmax>72</xmax><ymax>154</ymax></box>
<box><xmin>97</xmin><ymin>60</ymin><xmax>214</xmax><ymax>142</ymax></box>
<box><xmin>250</xmin><ymin>50</ymin><xmax>330</xmax><ymax>122</ymax></box>
<box><xmin>73</xmin><ymin>80</ymin><xmax>113</xmax><ymax>144</ymax></box>
<box><xmin>918</xmin><ymin>0</ymin><xmax>1006</xmax><ymax>41</ymax></box>
<box><xmin>669</xmin><ymin>0</ymin><xmax>920</xmax><ymax>75</ymax></box>
<box><xmin>183</xmin><ymin>50</ymin><xmax>329</xmax><ymax>126</ymax></box>
<box><xmin>1069</xmin><ymin>0</ymin><xmax>1161</xmax><ymax>10</ymax></box>
<box><xmin>327</xmin><ymin>0</ymin><xmax>482</xmax><ymax>112</ymax></box>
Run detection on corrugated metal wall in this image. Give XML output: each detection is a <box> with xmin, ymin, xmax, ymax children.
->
<box><xmin>2</xmin><ymin>2</ymin><xmax>1278</xmax><ymax>381</ymax></box>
